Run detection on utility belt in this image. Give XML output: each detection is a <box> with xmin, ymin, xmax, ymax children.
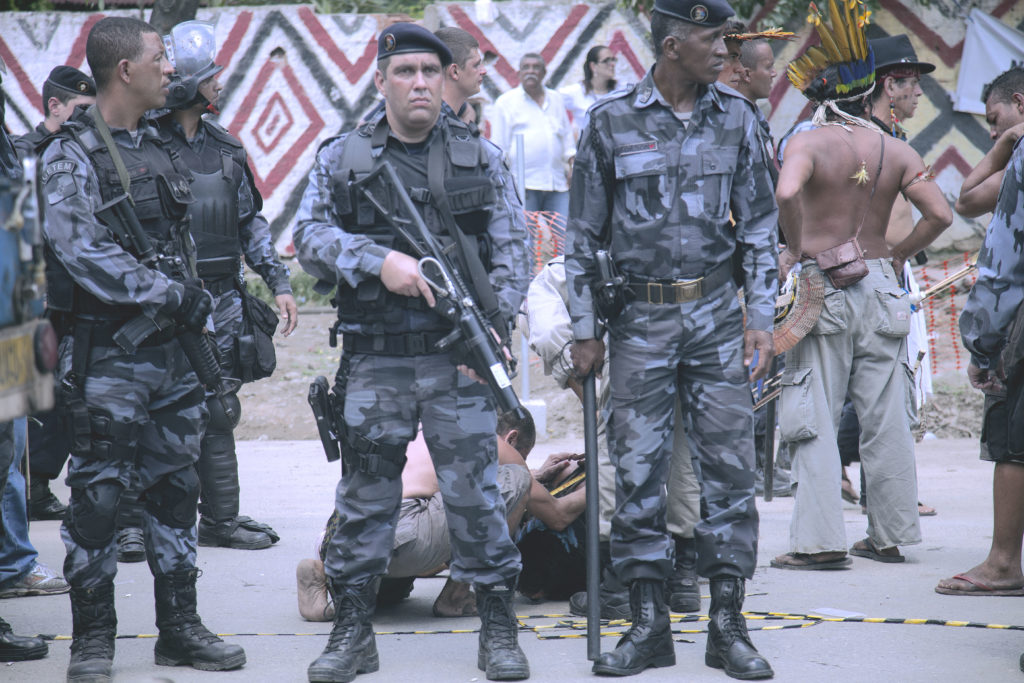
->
<box><xmin>341</xmin><ymin>330</ymin><xmax>451</xmax><ymax>357</ymax></box>
<box><xmin>624</xmin><ymin>260</ymin><xmax>733</xmax><ymax>305</ymax></box>
<box><xmin>75</xmin><ymin>316</ymin><xmax>179</xmax><ymax>349</ymax></box>
<box><xmin>197</xmin><ymin>256</ymin><xmax>241</xmax><ymax>283</ymax></box>
<box><xmin>203</xmin><ymin>276</ymin><xmax>240</xmax><ymax>297</ymax></box>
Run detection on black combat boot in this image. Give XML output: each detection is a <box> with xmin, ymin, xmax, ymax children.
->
<box><xmin>705</xmin><ymin>577</ymin><xmax>773</xmax><ymax>680</ymax></box>
<box><xmin>592</xmin><ymin>578</ymin><xmax>675</xmax><ymax>676</ymax></box>
<box><xmin>666</xmin><ymin>536</ymin><xmax>701</xmax><ymax>613</ymax></box>
<box><xmin>568</xmin><ymin>566</ymin><xmax>630</xmax><ymax>621</ymax></box>
<box><xmin>197</xmin><ymin>431</ymin><xmax>279</xmax><ymax>549</ymax></box>
<box><xmin>0</xmin><ymin>616</ymin><xmax>47</xmax><ymax>662</ymax></box>
<box><xmin>476</xmin><ymin>581</ymin><xmax>529</xmax><ymax>680</ymax></box>
<box><xmin>67</xmin><ymin>581</ymin><xmax>116</xmax><ymax>683</ymax></box>
<box><xmin>28</xmin><ymin>477</ymin><xmax>67</xmax><ymax>521</ymax></box>
<box><xmin>153</xmin><ymin>568</ymin><xmax>246</xmax><ymax>671</ymax></box>
<box><xmin>307</xmin><ymin>578</ymin><xmax>379</xmax><ymax>683</ymax></box>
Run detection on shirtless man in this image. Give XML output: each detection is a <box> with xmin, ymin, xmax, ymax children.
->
<box><xmin>298</xmin><ymin>411</ymin><xmax>586</xmax><ymax>619</ymax></box>
<box><xmin>837</xmin><ymin>34</ymin><xmax>939</xmax><ymax>516</ymax></box>
<box><xmin>770</xmin><ymin>22</ymin><xmax>952</xmax><ymax>570</ymax></box>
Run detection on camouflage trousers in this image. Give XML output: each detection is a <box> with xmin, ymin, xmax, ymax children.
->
<box><xmin>595</xmin><ymin>385</ymin><xmax>700</xmax><ymax>542</ymax></box>
<box><xmin>210</xmin><ymin>288</ymin><xmax>244</xmax><ymax>376</ymax></box>
<box><xmin>323</xmin><ymin>351</ymin><xmax>521</xmax><ymax>587</ymax></box>
<box><xmin>607</xmin><ymin>282</ymin><xmax>758</xmax><ymax>581</ymax></box>
<box><xmin>59</xmin><ymin>336</ymin><xmax>207</xmax><ymax>589</ymax></box>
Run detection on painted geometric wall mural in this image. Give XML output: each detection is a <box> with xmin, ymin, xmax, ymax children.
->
<box><xmin>2</xmin><ymin>1</ymin><xmax>1022</xmax><ymax>254</ymax></box>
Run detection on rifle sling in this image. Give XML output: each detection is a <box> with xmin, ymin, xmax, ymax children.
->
<box><xmin>426</xmin><ymin>127</ymin><xmax>506</xmax><ymax>339</ymax></box>
<box><xmin>89</xmin><ymin>105</ymin><xmax>135</xmax><ymax>205</ymax></box>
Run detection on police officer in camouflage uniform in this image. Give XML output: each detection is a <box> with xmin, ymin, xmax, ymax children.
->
<box><xmin>294</xmin><ymin>23</ymin><xmax>530</xmax><ymax>683</ymax></box>
<box><xmin>566</xmin><ymin>0</ymin><xmax>777</xmax><ymax>678</ymax></box>
<box><xmin>38</xmin><ymin>17</ymin><xmax>245</xmax><ymax>681</ymax></box>
<box><xmin>159</xmin><ymin>20</ymin><xmax>296</xmax><ymax>550</ymax></box>
<box><xmin>14</xmin><ymin>66</ymin><xmax>96</xmax><ymax>161</ymax></box>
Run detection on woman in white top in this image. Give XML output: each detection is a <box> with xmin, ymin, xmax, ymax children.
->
<box><xmin>559</xmin><ymin>45</ymin><xmax>617</xmax><ymax>138</ymax></box>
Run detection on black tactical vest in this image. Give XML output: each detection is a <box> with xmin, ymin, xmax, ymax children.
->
<box><xmin>328</xmin><ymin>114</ymin><xmax>495</xmax><ymax>332</ymax></box>
<box><xmin>166</xmin><ymin>120</ymin><xmax>248</xmax><ymax>283</ymax></box>
<box><xmin>44</xmin><ymin>109</ymin><xmax>194</xmax><ymax>319</ymax></box>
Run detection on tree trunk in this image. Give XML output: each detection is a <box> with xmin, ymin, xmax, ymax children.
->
<box><xmin>149</xmin><ymin>0</ymin><xmax>200</xmax><ymax>36</ymax></box>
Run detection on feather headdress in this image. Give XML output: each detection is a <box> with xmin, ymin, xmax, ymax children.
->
<box><xmin>787</xmin><ymin>0</ymin><xmax>875</xmax><ymax>102</ymax></box>
<box><xmin>726</xmin><ymin>27</ymin><xmax>796</xmax><ymax>42</ymax></box>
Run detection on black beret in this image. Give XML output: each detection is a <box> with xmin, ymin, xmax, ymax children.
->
<box><xmin>653</xmin><ymin>0</ymin><xmax>735</xmax><ymax>28</ymax></box>
<box><xmin>45</xmin><ymin>66</ymin><xmax>96</xmax><ymax>97</ymax></box>
<box><xmin>377</xmin><ymin>23</ymin><xmax>453</xmax><ymax>67</ymax></box>
<box><xmin>869</xmin><ymin>35</ymin><xmax>935</xmax><ymax>75</ymax></box>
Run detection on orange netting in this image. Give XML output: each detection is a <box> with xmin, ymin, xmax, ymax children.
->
<box><xmin>524</xmin><ymin>210</ymin><xmax>567</xmax><ymax>277</ymax></box>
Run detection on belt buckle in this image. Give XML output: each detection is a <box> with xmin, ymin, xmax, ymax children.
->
<box><xmin>672</xmin><ymin>277</ymin><xmax>703</xmax><ymax>302</ymax></box>
<box><xmin>646</xmin><ymin>282</ymin><xmax>664</xmax><ymax>305</ymax></box>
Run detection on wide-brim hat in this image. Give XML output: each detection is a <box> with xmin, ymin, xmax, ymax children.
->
<box><xmin>774</xmin><ymin>267</ymin><xmax>826</xmax><ymax>353</ymax></box>
<box><xmin>870</xmin><ymin>35</ymin><xmax>935</xmax><ymax>75</ymax></box>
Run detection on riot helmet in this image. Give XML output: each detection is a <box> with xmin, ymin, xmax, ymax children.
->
<box><xmin>163</xmin><ymin>20</ymin><xmax>223</xmax><ymax>110</ymax></box>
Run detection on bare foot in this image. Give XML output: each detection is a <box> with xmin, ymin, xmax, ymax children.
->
<box><xmin>296</xmin><ymin>558</ymin><xmax>334</xmax><ymax>621</ymax></box>
<box><xmin>432</xmin><ymin>577</ymin><xmax>477</xmax><ymax>617</ymax></box>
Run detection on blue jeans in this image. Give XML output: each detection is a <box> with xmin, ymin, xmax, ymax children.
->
<box><xmin>524</xmin><ymin>190</ymin><xmax>569</xmax><ymax>220</ymax></box>
<box><xmin>0</xmin><ymin>417</ymin><xmax>38</xmax><ymax>587</ymax></box>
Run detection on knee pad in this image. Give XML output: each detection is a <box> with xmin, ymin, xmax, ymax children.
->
<box><xmin>67</xmin><ymin>480</ymin><xmax>124</xmax><ymax>549</ymax></box>
<box><xmin>144</xmin><ymin>467</ymin><xmax>200</xmax><ymax>529</ymax></box>
<box><xmin>206</xmin><ymin>392</ymin><xmax>241</xmax><ymax>432</ymax></box>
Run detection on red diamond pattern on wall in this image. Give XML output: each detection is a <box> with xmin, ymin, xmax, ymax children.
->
<box><xmin>227</xmin><ymin>56</ymin><xmax>324</xmax><ymax>199</ymax></box>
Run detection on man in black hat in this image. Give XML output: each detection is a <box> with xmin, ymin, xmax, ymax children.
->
<box><xmin>567</xmin><ymin>0</ymin><xmax>778</xmax><ymax>677</ymax></box>
<box><xmin>835</xmin><ymin>34</ymin><xmax>939</xmax><ymax>519</ymax></box>
<box><xmin>14</xmin><ymin>66</ymin><xmax>96</xmax><ymax>160</ymax></box>
<box><xmin>294</xmin><ymin>22</ymin><xmax>530</xmax><ymax>683</ymax></box>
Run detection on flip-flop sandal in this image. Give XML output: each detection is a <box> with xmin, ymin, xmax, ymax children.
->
<box><xmin>849</xmin><ymin>537</ymin><xmax>905</xmax><ymax>563</ymax></box>
<box><xmin>934</xmin><ymin>573</ymin><xmax>1024</xmax><ymax>596</ymax></box>
<box><xmin>918</xmin><ymin>502</ymin><xmax>937</xmax><ymax>517</ymax></box>
<box><xmin>771</xmin><ymin>552</ymin><xmax>853</xmax><ymax>571</ymax></box>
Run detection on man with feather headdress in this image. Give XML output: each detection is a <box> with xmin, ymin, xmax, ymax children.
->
<box><xmin>770</xmin><ymin>0</ymin><xmax>951</xmax><ymax>570</ymax></box>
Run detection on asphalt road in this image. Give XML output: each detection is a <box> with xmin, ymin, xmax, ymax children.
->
<box><xmin>3</xmin><ymin>437</ymin><xmax>1021</xmax><ymax>682</ymax></box>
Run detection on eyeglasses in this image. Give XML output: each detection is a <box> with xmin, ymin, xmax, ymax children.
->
<box><xmin>599</xmin><ymin>56</ymin><xmax>618</xmax><ymax>65</ymax></box>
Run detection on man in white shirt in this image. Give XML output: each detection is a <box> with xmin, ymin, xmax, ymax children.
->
<box><xmin>490</xmin><ymin>53</ymin><xmax>575</xmax><ymax>219</ymax></box>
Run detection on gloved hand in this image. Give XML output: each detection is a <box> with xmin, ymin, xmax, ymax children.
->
<box><xmin>174</xmin><ymin>281</ymin><xmax>213</xmax><ymax>330</ymax></box>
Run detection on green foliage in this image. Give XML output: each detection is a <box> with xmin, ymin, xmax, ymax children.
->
<box><xmin>311</xmin><ymin>0</ymin><xmax>431</xmax><ymax>18</ymax></box>
<box><xmin>245</xmin><ymin>268</ymin><xmax>335</xmax><ymax>308</ymax></box>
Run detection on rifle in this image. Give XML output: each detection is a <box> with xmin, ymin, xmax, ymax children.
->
<box><xmin>350</xmin><ymin>162</ymin><xmax>527</xmax><ymax>421</ymax></box>
<box><xmin>97</xmin><ymin>193</ymin><xmax>240</xmax><ymax>422</ymax></box>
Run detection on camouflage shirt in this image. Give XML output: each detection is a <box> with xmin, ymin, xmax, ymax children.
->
<box><xmin>39</xmin><ymin>115</ymin><xmax>186</xmax><ymax>320</ymax></box>
<box><xmin>960</xmin><ymin>138</ymin><xmax>1024</xmax><ymax>369</ymax></box>
<box><xmin>161</xmin><ymin>117</ymin><xmax>292</xmax><ymax>296</ymax></box>
<box><xmin>565</xmin><ymin>69</ymin><xmax>779</xmax><ymax>340</ymax></box>
<box><xmin>293</xmin><ymin>112</ymin><xmax>529</xmax><ymax>335</ymax></box>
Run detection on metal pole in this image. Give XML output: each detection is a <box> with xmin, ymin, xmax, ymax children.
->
<box><xmin>762</xmin><ymin>355</ymin><xmax>779</xmax><ymax>502</ymax></box>
<box><xmin>514</xmin><ymin>132</ymin><xmax>529</xmax><ymax>401</ymax></box>
<box><xmin>583</xmin><ymin>371</ymin><xmax>601</xmax><ymax>660</ymax></box>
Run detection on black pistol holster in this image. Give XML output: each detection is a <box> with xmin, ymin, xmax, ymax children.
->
<box><xmin>307</xmin><ymin>357</ymin><xmax>408</xmax><ymax>479</ymax></box>
<box><xmin>593</xmin><ymin>249</ymin><xmax>627</xmax><ymax>325</ymax></box>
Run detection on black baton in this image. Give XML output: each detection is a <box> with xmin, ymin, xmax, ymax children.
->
<box><xmin>583</xmin><ymin>371</ymin><xmax>601</xmax><ymax>660</ymax></box>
